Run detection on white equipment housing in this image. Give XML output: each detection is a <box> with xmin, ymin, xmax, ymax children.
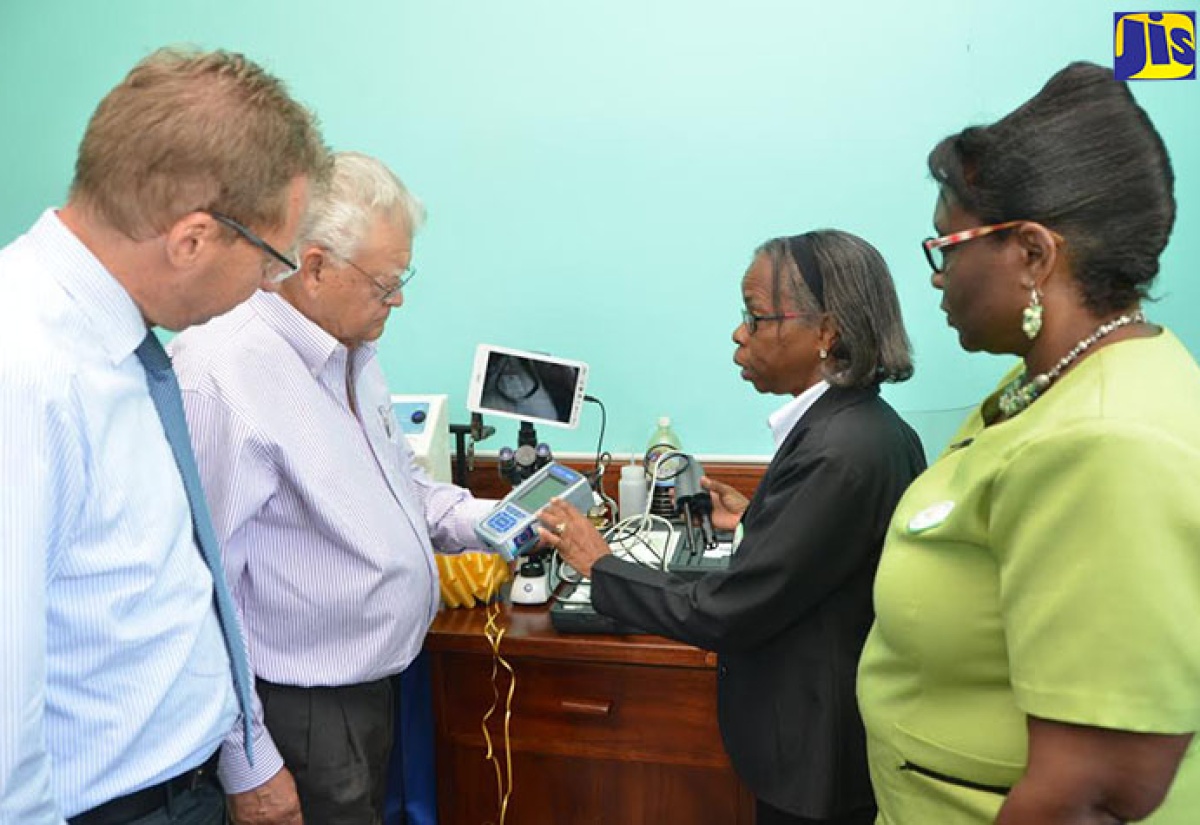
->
<box><xmin>390</xmin><ymin>394</ymin><xmax>452</xmax><ymax>483</ymax></box>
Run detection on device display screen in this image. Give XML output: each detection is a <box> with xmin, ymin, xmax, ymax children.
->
<box><xmin>514</xmin><ymin>473</ymin><xmax>569</xmax><ymax>514</ymax></box>
<box><xmin>476</xmin><ymin>350</ymin><xmax>583</xmax><ymax>426</ymax></box>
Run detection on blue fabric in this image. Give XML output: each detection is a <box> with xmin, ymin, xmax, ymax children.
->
<box><xmin>135</xmin><ymin>332</ymin><xmax>255</xmax><ymax>760</ymax></box>
<box><xmin>385</xmin><ymin>651</ymin><xmax>438</xmax><ymax>825</ymax></box>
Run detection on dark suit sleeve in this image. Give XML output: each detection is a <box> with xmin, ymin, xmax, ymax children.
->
<box><xmin>592</xmin><ymin>443</ymin><xmax>891</xmax><ymax>654</ymax></box>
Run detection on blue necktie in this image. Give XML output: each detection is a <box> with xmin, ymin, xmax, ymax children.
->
<box><xmin>135</xmin><ymin>332</ymin><xmax>255</xmax><ymax>763</ymax></box>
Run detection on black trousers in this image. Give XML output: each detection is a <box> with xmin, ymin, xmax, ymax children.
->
<box><xmin>257</xmin><ymin>677</ymin><xmax>395</xmax><ymax>825</ymax></box>
<box><xmin>756</xmin><ymin>798</ymin><xmax>877</xmax><ymax>825</ymax></box>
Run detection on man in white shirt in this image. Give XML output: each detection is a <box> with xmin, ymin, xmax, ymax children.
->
<box><xmin>0</xmin><ymin>47</ymin><xmax>328</xmax><ymax>825</ymax></box>
<box><xmin>170</xmin><ymin>152</ymin><xmax>494</xmax><ymax>824</ymax></box>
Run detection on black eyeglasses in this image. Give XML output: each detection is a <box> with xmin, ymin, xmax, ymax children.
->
<box><xmin>741</xmin><ymin>308</ymin><xmax>801</xmax><ymax>335</ymax></box>
<box><xmin>206</xmin><ymin>211</ymin><xmax>299</xmax><ymax>282</ymax></box>
<box><xmin>338</xmin><ymin>255</ymin><xmax>417</xmax><ymax>303</ymax></box>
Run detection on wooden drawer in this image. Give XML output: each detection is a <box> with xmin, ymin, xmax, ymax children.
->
<box><xmin>436</xmin><ymin>651</ymin><xmax>727</xmax><ymax>767</ymax></box>
<box><xmin>438</xmin><ymin>746</ymin><xmax>750</xmax><ymax>825</ymax></box>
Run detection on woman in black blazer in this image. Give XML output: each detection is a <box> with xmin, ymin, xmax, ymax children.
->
<box><xmin>541</xmin><ymin>229</ymin><xmax>926</xmax><ymax>825</ymax></box>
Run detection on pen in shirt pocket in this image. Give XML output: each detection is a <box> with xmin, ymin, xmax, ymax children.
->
<box><xmin>378</xmin><ymin>404</ymin><xmax>395</xmax><ymax>438</ymax></box>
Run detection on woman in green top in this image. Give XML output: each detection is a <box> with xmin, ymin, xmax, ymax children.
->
<box><xmin>857</xmin><ymin>61</ymin><xmax>1200</xmax><ymax>825</ymax></box>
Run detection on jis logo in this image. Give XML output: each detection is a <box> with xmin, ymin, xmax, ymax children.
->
<box><xmin>1114</xmin><ymin>11</ymin><xmax>1196</xmax><ymax>80</ymax></box>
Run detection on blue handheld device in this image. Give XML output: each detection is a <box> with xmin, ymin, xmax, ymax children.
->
<box><xmin>474</xmin><ymin>462</ymin><xmax>594</xmax><ymax>560</ymax></box>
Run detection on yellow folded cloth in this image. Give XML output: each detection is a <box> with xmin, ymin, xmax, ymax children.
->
<box><xmin>436</xmin><ymin>551</ymin><xmax>511</xmax><ymax>608</ymax></box>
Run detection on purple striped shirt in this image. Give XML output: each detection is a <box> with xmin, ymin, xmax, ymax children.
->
<box><xmin>170</xmin><ymin>291</ymin><xmax>491</xmax><ymax>788</ymax></box>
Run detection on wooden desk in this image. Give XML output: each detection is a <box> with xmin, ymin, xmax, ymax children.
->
<box><xmin>425</xmin><ymin>603</ymin><xmax>754</xmax><ymax>824</ymax></box>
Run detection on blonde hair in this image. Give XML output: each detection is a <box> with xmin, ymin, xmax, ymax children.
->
<box><xmin>71</xmin><ymin>46</ymin><xmax>330</xmax><ymax>239</ymax></box>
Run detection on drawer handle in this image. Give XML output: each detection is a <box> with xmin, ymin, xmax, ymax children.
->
<box><xmin>560</xmin><ymin>698</ymin><xmax>613</xmax><ymax>717</ymax></box>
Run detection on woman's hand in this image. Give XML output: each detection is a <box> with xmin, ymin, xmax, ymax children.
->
<box><xmin>701</xmin><ymin>476</ymin><xmax>748</xmax><ymax>532</ymax></box>
<box><xmin>538</xmin><ymin>498</ymin><xmax>612</xmax><ymax>578</ymax></box>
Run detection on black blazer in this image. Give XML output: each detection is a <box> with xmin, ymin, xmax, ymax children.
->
<box><xmin>591</xmin><ymin>386</ymin><xmax>925</xmax><ymax>818</ymax></box>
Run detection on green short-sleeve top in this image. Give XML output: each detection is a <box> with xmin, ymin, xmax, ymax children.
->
<box><xmin>858</xmin><ymin>329</ymin><xmax>1200</xmax><ymax>825</ymax></box>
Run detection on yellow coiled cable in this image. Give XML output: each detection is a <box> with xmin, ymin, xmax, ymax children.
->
<box><xmin>480</xmin><ymin>561</ymin><xmax>515</xmax><ymax>825</ymax></box>
<box><xmin>433</xmin><ymin>552</ymin><xmax>515</xmax><ymax>824</ymax></box>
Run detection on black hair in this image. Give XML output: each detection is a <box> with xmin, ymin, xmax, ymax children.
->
<box><xmin>928</xmin><ymin>61</ymin><xmax>1175</xmax><ymax>314</ymax></box>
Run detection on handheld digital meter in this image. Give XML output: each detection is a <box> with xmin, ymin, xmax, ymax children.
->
<box><xmin>475</xmin><ymin>462</ymin><xmax>594</xmax><ymax>560</ymax></box>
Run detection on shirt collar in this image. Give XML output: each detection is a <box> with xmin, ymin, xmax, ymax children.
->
<box><xmin>767</xmin><ymin>380</ymin><xmax>830</xmax><ymax>449</ymax></box>
<box><xmin>248</xmin><ymin>290</ymin><xmax>377</xmax><ymax>378</ymax></box>
<box><xmin>30</xmin><ymin>209</ymin><xmax>148</xmax><ymax>365</ymax></box>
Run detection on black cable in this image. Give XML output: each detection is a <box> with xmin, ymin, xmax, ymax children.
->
<box><xmin>643</xmin><ymin>446</ymin><xmax>690</xmax><ymax>481</ymax></box>
<box><xmin>583</xmin><ymin>394</ymin><xmax>606</xmax><ymax>474</ymax></box>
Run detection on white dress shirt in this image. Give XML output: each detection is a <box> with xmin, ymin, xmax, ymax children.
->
<box><xmin>0</xmin><ymin>211</ymin><xmax>245</xmax><ymax>821</ymax></box>
<box><xmin>170</xmin><ymin>290</ymin><xmax>492</xmax><ymax>789</ymax></box>
<box><xmin>768</xmin><ymin>380</ymin><xmax>831</xmax><ymax>449</ymax></box>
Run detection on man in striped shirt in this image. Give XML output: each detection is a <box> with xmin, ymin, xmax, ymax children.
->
<box><xmin>170</xmin><ymin>152</ymin><xmax>495</xmax><ymax>825</ymax></box>
<box><xmin>0</xmin><ymin>48</ymin><xmax>327</xmax><ymax>825</ymax></box>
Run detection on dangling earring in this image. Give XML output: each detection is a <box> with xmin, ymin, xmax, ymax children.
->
<box><xmin>1022</xmin><ymin>287</ymin><xmax>1043</xmax><ymax>340</ymax></box>
<box><xmin>818</xmin><ymin>347</ymin><xmax>828</xmax><ymax>360</ymax></box>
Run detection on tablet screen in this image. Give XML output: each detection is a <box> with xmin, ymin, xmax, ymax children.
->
<box><xmin>468</xmin><ymin>345</ymin><xmax>588</xmax><ymax>429</ymax></box>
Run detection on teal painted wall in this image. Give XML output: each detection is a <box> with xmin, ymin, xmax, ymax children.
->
<box><xmin>2</xmin><ymin>2</ymin><xmax>1196</xmax><ymax>458</ymax></box>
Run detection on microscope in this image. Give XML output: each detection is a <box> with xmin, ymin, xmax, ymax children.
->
<box><xmin>465</xmin><ymin>343</ymin><xmax>595</xmax><ymax>605</ymax></box>
<box><xmin>496</xmin><ymin>420</ymin><xmax>557</xmax><ymax>605</ymax></box>
<box><xmin>496</xmin><ymin>421</ymin><xmax>552</xmax><ymax>486</ymax></box>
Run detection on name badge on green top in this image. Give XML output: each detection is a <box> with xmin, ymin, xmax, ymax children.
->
<box><xmin>908</xmin><ymin>500</ymin><xmax>955</xmax><ymax>533</ymax></box>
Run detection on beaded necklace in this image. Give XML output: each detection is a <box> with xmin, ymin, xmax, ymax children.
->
<box><xmin>996</xmin><ymin>310</ymin><xmax>1146</xmax><ymax>419</ymax></box>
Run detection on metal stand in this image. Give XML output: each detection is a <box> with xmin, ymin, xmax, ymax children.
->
<box><xmin>448</xmin><ymin>413</ymin><xmax>494</xmax><ymax>488</ymax></box>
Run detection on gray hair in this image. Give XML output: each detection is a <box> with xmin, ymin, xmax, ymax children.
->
<box><xmin>297</xmin><ymin>150</ymin><xmax>425</xmax><ymax>259</ymax></box>
<box><xmin>757</xmin><ymin>230</ymin><xmax>914</xmax><ymax>388</ymax></box>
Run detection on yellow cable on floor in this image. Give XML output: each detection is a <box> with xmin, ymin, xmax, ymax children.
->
<box><xmin>480</xmin><ymin>562</ymin><xmax>515</xmax><ymax>825</ymax></box>
<box><xmin>432</xmin><ymin>552</ymin><xmax>515</xmax><ymax>821</ymax></box>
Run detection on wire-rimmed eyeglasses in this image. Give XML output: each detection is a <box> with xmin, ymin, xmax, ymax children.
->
<box><xmin>336</xmin><ymin>255</ymin><xmax>417</xmax><ymax>303</ymax></box>
<box><xmin>740</xmin><ymin>308</ymin><xmax>801</xmax><ymax>335</ymax></box>
<box><xmin>206</xmin><ymin>211</ymin><xmax>299</xmax><ymax>283</ymax></box>
<box><xmin>922</xmin><ymin>221</ymin><xmax>1023</xmax><ymax>273</ymax></box>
